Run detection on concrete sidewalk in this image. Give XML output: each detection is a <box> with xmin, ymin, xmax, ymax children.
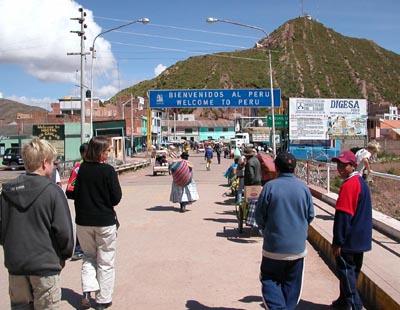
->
<box><xmin>0</xmin><ymin>153</ymin><xmax>339</xmax><ymax>309</ymax></box>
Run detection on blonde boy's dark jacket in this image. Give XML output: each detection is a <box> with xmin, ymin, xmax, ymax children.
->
<box><xmin>1</xmin><ymin>173</ymin><xmax>74</xmax><ymax>276</ymax></box>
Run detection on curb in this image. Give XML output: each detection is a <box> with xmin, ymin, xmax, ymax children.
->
<box><xmin>308</xmin><ymin>186</ymin><xmax>400</xmax><ymax>309</ymax></box>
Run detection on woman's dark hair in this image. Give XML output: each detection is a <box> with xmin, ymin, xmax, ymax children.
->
<box><xmin>180</xmin><ymin>152</ymin><xmax>189</xmax><ymax>160</ymax></box>
<box><xmin>85</xmin><ymin>136</ymin><xmax>111</xmax><ymax>162</ymax></box>
<box><xmin>79</xmin><ymin>143</ymin><xmax>89</xmax><ymax>159</ymax></box>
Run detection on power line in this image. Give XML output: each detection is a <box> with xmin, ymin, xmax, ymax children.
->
<box><xmin>93</xmin><ymin>15</ymin><xmax>259</xmax><ymax>39</ymax></box>
<box><xmin>109</xmin><ymin>41</ymin><xmax>266</xmax><ymax>62</ymax></box>
<box><xmin>113</xmin><ymin>30</ymin><xmax>248</xmax><ymax>49</ymax></box>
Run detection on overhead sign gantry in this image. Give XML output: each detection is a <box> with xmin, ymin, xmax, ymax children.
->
<box><xmin>149</xmin><ymin>88</ymin><xmax>281</xmax><ymax>108</ymax></box>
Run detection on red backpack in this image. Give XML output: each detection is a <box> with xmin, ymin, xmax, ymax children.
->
<box><xmin>257</xmin><ymin>152</ymin><xmax>277</xmax><ymax>182</ymax></box>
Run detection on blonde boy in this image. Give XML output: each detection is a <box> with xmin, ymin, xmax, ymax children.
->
<box><xmin>0</xmin><ymin>138</ymin><xmax>74</xmax><ymax>309</ymax></box>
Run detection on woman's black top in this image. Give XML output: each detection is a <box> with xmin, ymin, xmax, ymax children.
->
<box><xmin>74</xmin><ymin>161</ymin><xmax>122</xmax><ymax>227</ymax></box>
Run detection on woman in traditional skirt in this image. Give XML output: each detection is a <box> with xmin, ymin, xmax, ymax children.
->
<box><xmin>170</xmin><ymin>152</ymin><xmax>199</xmax><ymax>212</ymax></box>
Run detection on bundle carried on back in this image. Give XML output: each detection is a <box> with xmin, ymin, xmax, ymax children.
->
<box><xmin>170</xmin><ymin>160</ymin><xmax>192</xmax><ymax>187</ymax></box>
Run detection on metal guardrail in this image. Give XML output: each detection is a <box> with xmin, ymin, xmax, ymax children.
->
<box><xmin>295</xmin><ymin>160</ymin><xmax>400</xmax><ymax>193</ymax></box>
<box><xmin>371</xmin><ymin>170</ymin><xmax>400</xmax><ymax>181</ymax></box>
<box><xmin>59</xmin><ymin>159</ymin><xmax>151</xmax><ymax>178</ymax></box>
<box><xmin>114</xmin><ymin>160</ymin><xmax>151</xmax><ymax>173</ymax></box>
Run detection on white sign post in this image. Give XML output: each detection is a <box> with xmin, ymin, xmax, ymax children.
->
<box><xmin>289</xmin><ymin>98</ymin><xmax>367</xmax><ymax>140</ymax></box>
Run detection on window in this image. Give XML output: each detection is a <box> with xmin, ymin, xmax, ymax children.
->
<box><xmin>222</xmin><ymin>127</ymin><xmax>229</xmax><ymax>132</ymax></box>
<box><xmin>0</xmin><ymin>143</ymin><xmax>5</xmax><ymax>156</ymax></box>
<box><xmin>185</xmin><ymin>128</ymin><xmax>193</xmax><ymax>134</ymax></box>
<box><xmin>208</xmin><ymin>128</ymin><xmax>214</xmax><ymax>132</ymax></box>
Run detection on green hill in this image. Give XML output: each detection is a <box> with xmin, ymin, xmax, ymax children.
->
<box><xmin>113</xmin><ymin>17</ymin><xmax>400</xmax><ymax>109</ymax></box>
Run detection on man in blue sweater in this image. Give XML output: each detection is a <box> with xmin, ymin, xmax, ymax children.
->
<box><xmin>256</xmin><ymin>152</ymin><xmax>314</xmax><ymax>310</ymax></box>
<box><xmin>331</xmin><ymin>151</ymin><xmax>372</xmax><ymax>310</ymax></box>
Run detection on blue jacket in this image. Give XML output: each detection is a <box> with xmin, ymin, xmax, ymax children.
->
<box><xmin>204</xmin><ymin>148</ymin><xmax>213</xmax><ymax>159</ymax></box>
<box><xmin>256</xmin><ymin>173</ymin><xmax>314</xmax><ymax>255</ymax></box>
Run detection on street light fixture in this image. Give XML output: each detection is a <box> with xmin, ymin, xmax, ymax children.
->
<box><xmin>206</xmin><ymin>17</ymin><xmax>277</xmax><ymax>156</ymax></box>
<box><xmin>89</xmin><ymin>17</ymin><xmax>150</xmax><ymax>138</ymax></box>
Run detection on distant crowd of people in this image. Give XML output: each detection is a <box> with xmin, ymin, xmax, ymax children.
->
<box><xmin>0</xmin><ymin>137</ymin><xmax>378</xmax><ymax>310</ymax></box>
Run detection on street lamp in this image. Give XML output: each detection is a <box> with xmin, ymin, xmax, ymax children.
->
<box><xmin>206</xmin><ymin>17</ymin><xmax>277</xmax><ymax>156</ymax></box>
<box><xmin>89</xmin><ymin>17</ymin><xmax>150</xmax><ymax>138</ymax></box>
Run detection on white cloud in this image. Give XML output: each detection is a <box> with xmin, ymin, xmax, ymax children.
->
<box><xmin>0</xmin><ymin>0</ymin><xmax>115</xmax><ymax>83</ymax></box>
<box><xmin>6</xmin><ymin>95</ymin><xmax>54</xmax><ymax>110</ymax></box>
<box><xmin>96</xmin><ymin>85</ymin><xmax>120</xmax><ymax>99</ymax></box>
<box><xmin>0</xmin><ymin>92</ymin><xmax>3</xmax><ymax>99</ymax></box>
<box><xmin>154</xmin><ymin>64</ymin><xmax>167</xmax><ymax>76</ymax></box>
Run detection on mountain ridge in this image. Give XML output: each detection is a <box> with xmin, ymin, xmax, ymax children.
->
<box><xmin>113</xmin><ymin>17</ymin><xmax>400</xmax><ymax>114</ymax></box>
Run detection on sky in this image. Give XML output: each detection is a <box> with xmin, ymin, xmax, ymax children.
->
<box><xmin>0</xmin><ymin>0</ymin><xmax>399</xmax><ymax>110</ymax></box>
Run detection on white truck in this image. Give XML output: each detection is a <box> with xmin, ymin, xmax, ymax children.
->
<box><xmin>230</xmin><ymin>133</ymin><xmax>250</xmax><ymax>148</ymax></box>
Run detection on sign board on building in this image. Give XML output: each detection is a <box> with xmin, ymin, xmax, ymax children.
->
<box><xmin>267</xmin><ymin>115</ymin><xmax>289</xmax><ymax>128</ymax></box>
<box><xmin>289</xmin><ymin>98</ymin><xmax>367</xmax><ymax>140</ymax></box>
<box><xmin>149</xmin><ymin>89</ymin><xmax>281</xmax><ymax>108</ymax></box>
<box><xmin>16</xmin><ymin>113</ymin><xmax>32</xmax><ymax>120</ymax></box>
<box><xmin>32</xmin><ymin>124</ymin><xmax>65</xmax><ymax>158</ymax></box>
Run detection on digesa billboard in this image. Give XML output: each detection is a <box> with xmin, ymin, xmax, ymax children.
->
<box><xmin>289</xmin><ymin>98</ymin><xmax>367</xmax><ymax>140</ymax></box>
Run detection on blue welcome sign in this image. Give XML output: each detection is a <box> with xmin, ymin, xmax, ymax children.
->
<box><xmin>149</xmin><ymin>89</ymin><xmax>281</xmax><ymax>108</ymax></box>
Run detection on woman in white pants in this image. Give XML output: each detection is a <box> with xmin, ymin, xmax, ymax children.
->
<box><xmin>73</xmin><ymin>136</ymin><xmax>122</xmax><ymax>310</ymax></box>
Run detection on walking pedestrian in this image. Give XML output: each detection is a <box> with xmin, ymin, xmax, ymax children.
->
<box><xmin>243</xmin><ymin>146</ymin><xmax>261</xmax><ymax>186</ymax></box>
<box><xmin>215</xmin><ymin>143</ymin><xmax>221</xmax><ymax>164</ymax></box>
<box><xmin>66</xmin><ymin>143</ymin><xmax>89</xmax><ymax>261</ymax></box>
<box><xmin>255</xmin><ymin>152</ymin><xmax>314</xmax><ymax>310</ymax></box>
<box><xmin>204</xmin><ymin>145</ymin><xmax>213</xmax><ymax>171</ymax></box>
<box><xmin>331</xmin><ymin>150</ymin><xmax>372</xmax><ymax>310</ymax></box>
<box><xmin>73</xmin><ymin>136</ymin><xmax>122</xmax><ymax>310</ymax></box>
<box><xmin>51</xmin><ymin>159</ymin><xmax>62</xmax><ymax>187</ymax></box>
<box><xmin>0</xmin><ymin>138</ymin><xmax>74</xmax><ymax>309</ymax></box>
<box><xmin>170</xmin><ymin>152</ymin><xmax>199</xmax><ymax>212</ymax></box>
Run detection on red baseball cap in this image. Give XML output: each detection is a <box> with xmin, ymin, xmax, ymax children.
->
<box><xmin>332</xmin><ymin>150</ymin><xmax>357</xmax><ymax>166</ymax></box>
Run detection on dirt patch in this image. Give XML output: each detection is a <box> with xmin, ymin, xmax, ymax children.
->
<box><xmin>370</xmin><ymin>161</ymin><xmax>400</xmax><ymax>220</ymax></box>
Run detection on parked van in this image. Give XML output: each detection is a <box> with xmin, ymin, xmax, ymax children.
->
<box><xmin>2</xmin><ymin>147</ymin><xmax>24</xmax><ymax>170</ymax></box>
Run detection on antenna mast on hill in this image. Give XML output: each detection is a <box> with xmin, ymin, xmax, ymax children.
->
<box><xmin>301</xmin><ymin>0</ymin><xmax>304</xmax><ymax>16</ymax></box>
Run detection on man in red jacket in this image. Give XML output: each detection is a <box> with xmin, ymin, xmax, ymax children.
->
<box><xmin>331</xmin><ymin>150</ymin><xmax>372</xmax><ymax>310</ymax></box>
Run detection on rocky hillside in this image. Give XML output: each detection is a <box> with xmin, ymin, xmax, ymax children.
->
<box><xmin>0</xmin><ymin>99</ymin><xmax>47</xmax><ymax>123</ymax></box>
<box><xmin>113</xmin><ymin>17</ymin><xmax>400</xmax><ymax>115</ymax></box>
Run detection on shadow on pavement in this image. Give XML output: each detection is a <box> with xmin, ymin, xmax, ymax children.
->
<box><xmin>215</xmin><ymin>210</ymin><xmax>236</xmax><ymax>216</ymax></box>
<box><xmin>297</xmin><ymin>300</ymin><xmax>331</xmax><ymax>309</ymax></box>
<box><xmin>186</xmin><ymin>300</ymin><xmax>245</xmax><ymax>310</ymax></box>
<box><xmin>61</xmin><ymin>288</ymin><xmax>81</xmax><ymax>309</ymax></box>
<box><xmin>203</xmin><ymin>217</ymin><xmax>238</xmax><ymax>224</ymax></box>
<box><xmin>316</xmin><ymin>214</ymin><xmax>334</xmax><ymax>221</ymax></box>
<box><xmin>215</xmin><ymin>198</ymin><xmax>236</xmax><ymax>206</ymax></box>
<box><xmin>146</xmin><ymin>205</ymin><xmax>184</xmax><ymax>212</ymax></box>
<box><xmin>216</xmin><ymin>226</ymin><xmax>258</xmax><ymax>244</ymax></box>
<box><xmin>238</xmin><ymin>295</ymin><xmax>264</xmax><ymax>308</ymax></box>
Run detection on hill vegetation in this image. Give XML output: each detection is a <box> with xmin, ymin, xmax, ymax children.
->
<box><xmin>0</xmin><ymin>99</ymin><xmax>47</xmax><ymax>123</ymax></box>
<box><xmin>112</xmin><ymin>17</ymin><xmax>400</xmax><ymax>116</ymax></box>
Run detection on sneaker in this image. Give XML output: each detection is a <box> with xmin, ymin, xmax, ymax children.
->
<box><xmin>81</xmin><ymin>292</ymin><xmax>91</xmax><ymax>309</ymax></box>
<box><xmin>71</xmin><ymin>252</ymin><xmax>84</xmax><ymax>261</ymax></box>
<box><xmin>96</xmin><ymin>302</ymin><xmax>112</xmax><ymax>310</ymax></box>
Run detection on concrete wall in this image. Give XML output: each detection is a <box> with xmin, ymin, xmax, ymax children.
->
<box><xmin>199</xmin><ymin>127</ymin><xmax>235</xmax><ymax>141</ymax></box>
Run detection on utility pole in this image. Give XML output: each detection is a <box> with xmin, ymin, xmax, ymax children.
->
<box><xmin>130</xmin><ymin>94</ymin><xmax>134</xmax><ymax>157</ymax></box>
<box><xmin>68</xmin><ymin>8</ymin><xmax>90</xmax><ymax>143</ymax></box>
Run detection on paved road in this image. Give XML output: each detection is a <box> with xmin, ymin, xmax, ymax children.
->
<box><xmin>0</xmin><ymin>153</ymin><xmax>338</xmax><ymax>309</ymax></box>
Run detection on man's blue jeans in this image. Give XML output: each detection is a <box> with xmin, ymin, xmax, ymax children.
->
<box><xmin>260</xmin><ymin>256</ymin><xmax>304</xmax><ymax>310</ymax></box>
<box><xmin>335</xmin><ymin>252</ymin><xmax>364</xmax><ymax>310</ymax></box>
